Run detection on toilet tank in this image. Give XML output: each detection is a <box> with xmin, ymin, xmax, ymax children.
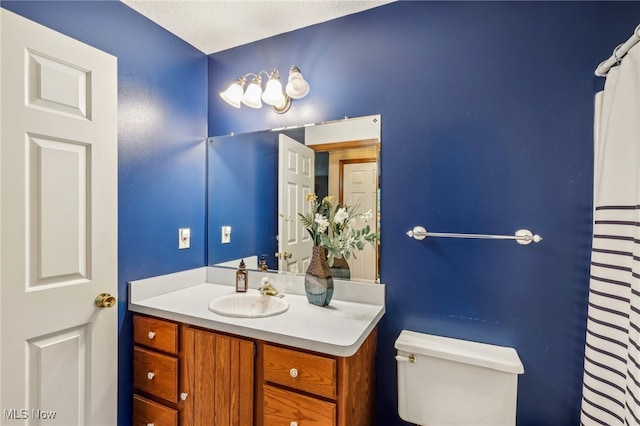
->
<box><xmin>395</xmin><ymin>330</ymin><xmax>524</xmax><ymax>426</ymax></box>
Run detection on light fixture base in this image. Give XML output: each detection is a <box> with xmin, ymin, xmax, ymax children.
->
<box><xmin>272</xmin><ymin>95</ymin><xmax>292</xmax><ymax>114</ymax></box>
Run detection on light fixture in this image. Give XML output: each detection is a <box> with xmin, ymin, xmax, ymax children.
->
<box><xmin>242</xmin><ymin>75</ymin><xmax>263</xmax><ymax>109</ymax></box>
<box><xmin>219</xmin><ymin>76</ymin><xmax>247</xmax><ymax>109</ymax></box>
<box><xmin>285</xmin><ymin>66</ymin><xmax>310</xmax><ymax>99</ymax></box>
<box><xmin>262</xmin><ymin>69</ymin><xmax>285</xmax><ymax>105</ymax></box>
<box><xmin>219</xmin><ymin>66</ymin><xmax>309</xmax><ymax>114</ymax></box>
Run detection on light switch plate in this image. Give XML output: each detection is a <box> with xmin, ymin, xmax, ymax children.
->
<box><xmin>179</xmin><ymin>228</ymin><xmax>190</xmax><ymax>249</ymax></box>
<box><xmin>221</xmin><ymin>226</ymin><xmax>231</xmax><ymax>244</ymax></box>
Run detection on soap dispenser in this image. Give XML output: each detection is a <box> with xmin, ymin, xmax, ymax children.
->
<box><xmin>236</xmin><ymin>259</ymin><xmax>248</xmax><ymax>292</ymax></box>
<box><xmin>259</xmin><ymin>255</ymin><xmax>268</xmax><ymax>271</ymax></box>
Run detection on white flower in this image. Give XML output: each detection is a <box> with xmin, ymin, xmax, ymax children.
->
<box><xmin>334</xmin><ymin>207</ymin><xmax>349</xmax><ymax>225</ymax></box>
<box><xmin>314</xmin><ymin>213</ymin><xmax>329</xmax><ymax>233</ymax></box>
<box><xmin>360</xmin><ymin>209</ymin><xmax>373</xmax><ymax>222</ymax></box>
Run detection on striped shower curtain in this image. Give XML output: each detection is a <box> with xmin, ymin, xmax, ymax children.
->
<box><xmin>580</xmin><ymin>44</ymin><xmax>640</xmax><ymax>425</ymax></box>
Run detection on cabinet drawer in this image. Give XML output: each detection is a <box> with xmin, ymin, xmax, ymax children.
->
<box><xmin>134</xmin><ymin>315</ymin><xmax>179</xmax><ymax>355</ymax></box>
<box><xmin>133</xmin><ymin>394</ymin><xmax>178</xmax><ymax>426</ymax></box>
<box><xmin>263</xmin><ymin>344</ymin><xmax>336</xmax><ymax>399</ymax></box>
<box><xmin>133</xmin><ymin>347</ymin><xmax>178</xmax><ymax>403</ymax></box>
<box><xmin>263</xmin><ymin>384</ymin><xmax>336</xmax><ymax>426</ymax></box>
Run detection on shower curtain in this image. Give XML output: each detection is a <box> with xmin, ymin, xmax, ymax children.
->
<box><xmin>580</xmin><ymin>44</ymin><xmax>640</xmax><ymax>425</ymax></box>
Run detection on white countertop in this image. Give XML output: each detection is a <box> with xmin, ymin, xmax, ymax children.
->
<box><xmin>129</xmin><ymin>267</ymin><xmax>385</xmax><ymax>357</ymax></box>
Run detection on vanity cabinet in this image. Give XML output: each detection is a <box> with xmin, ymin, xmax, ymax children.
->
<box><xmin>188</xmin><ymin>327</ymin><xmax>254</xmax><ymax>425</ymax></box>
<box><xmin>132</xmin><ymin>314</ymin><xmax>254</xmax><ymax>426</ymax></box>
<box><xmin>132</xmin><ymin>314</ymin><xmax>192</xmax><ymax>426</ymax></box>
<box><xmin>257</xmin><ymin>329</ymin><xmax>377</xmax><ymax>426</ymax></box>
<box><xmin>132</xmin><ymin>314</ymin><xmax>377</xmax><ymax>426</ymax></box>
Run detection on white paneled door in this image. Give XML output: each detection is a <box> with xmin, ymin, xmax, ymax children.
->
<box><xmin>343</xmin><ymin>161</ymin><xmax>378</xmax><ymax>281</ymax></box>
<box><xmin>278</xmin><ymin>134</ymin><xmax>314</xmax><ymax>274</ymax></box>
<box><xmin>1</xmin><ymin>10</ymin><xmax>118</xmax><ymax>426</ymax></box>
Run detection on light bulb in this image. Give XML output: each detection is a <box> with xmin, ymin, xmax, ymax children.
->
<box><xmin>242</xmin><ymin>75</ymin><xmax>263</xmax><ymax>109</ymax></box>
<box><xmin>262</xmin><ymin>71</ymin><xmax>285</xmax><ymax>106</ymax></box>
<box><xmin>219</xmin><ymin>77</ymin><xmax>246</xmax><ymax>108</ymax></box>
<box><xmin>285</xmin><ymin>66</ymin><xmax>310</xmax><ymax>99</ymax></box>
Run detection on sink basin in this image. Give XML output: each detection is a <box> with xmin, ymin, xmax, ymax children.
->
<box><xmin>208</xmin><ymin>293</ymin><xmax>289</xmax><ymax>318</ymax></box>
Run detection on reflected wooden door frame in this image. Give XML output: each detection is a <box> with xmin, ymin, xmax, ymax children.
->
<box><xmin>308</xmin><ymin>138</ymin><xmax>380</xmax><ymax>203</ymax></box>
<box><xmin>338</xmin><ymin>157</ymin><xmax>377</xmax><ymax>204</ymax></box>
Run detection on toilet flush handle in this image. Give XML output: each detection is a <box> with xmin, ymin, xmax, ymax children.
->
<box><xmin>395</xmin><ymin>354</ymin><xmax>417</xmax><ymax>363</ymax></box>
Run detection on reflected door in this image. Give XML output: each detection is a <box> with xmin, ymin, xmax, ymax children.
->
<box><xmin>342</xmin><ymin>161</ymin><xmax>378</xmax><ymax>281</ymax></box>
<box><xmin>278</xmin><ymin>134</ymin><xmax>314</xmax><ymax>273</ymax></box>
<box><xmin>1</xmin><ymin>10</ymin><xmax>118</xmax><ymax>425</ymax></box>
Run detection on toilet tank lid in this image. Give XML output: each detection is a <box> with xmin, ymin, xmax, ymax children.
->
<box><xmin>394</xmin><ymin>330</ymin><xmax>524</xmax><ymax>374</ymax></box>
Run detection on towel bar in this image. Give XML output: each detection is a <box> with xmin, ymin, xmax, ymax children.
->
<box><xmin>406</xmin><ymin>226</ymin><xmax>542</xmax><ymax>245</ymax></box>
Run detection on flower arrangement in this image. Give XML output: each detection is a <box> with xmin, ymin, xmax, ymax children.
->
<box><xmin>298</xmin><ymin>193</ymin><xmax>378</xmax><ymax>266</ymax></box>
<box><xmin>298</xmin><ymin>193</ymin><xmax>332</xmax><ymax>245</ymax></box>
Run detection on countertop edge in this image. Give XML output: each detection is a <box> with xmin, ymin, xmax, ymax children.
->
<box><xmin>129</xmin><ymin>302</ymin><xmax>385</xmax><ymax>357</ymax></box>
<box><xmin>129</xmin><ymin>267</ymin><xmax>386</xmax><ymax>357</ymax></box>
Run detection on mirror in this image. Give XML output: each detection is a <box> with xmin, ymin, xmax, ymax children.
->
<box><xmin>207</xmin><ymin>115</ymin><xmax>380</xmax><ymax>282</ymax></box>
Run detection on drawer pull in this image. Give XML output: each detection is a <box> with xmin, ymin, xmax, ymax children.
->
<box><xmin>289</xmin><ymin>368</ymin><xmax>298</xmax><ymax>378</ymax></box>
<box><xmin>147</xmin><ymin>372</ymin><xmax>155</xmax><ymax>380</ymax></box>
<box><xmin>147</xmin><ymin>331</ymin><xmax>156</xmax><ymax>340</ymax></box>
<box><xmin>290</xmin><ymin>422</ymin><xmax>298</xmax><ymax>426</ymax></box>
<box><xmin>180</xmin><ymin>392</ymin><xmax>188</xmax><ymax>400</ymax></box>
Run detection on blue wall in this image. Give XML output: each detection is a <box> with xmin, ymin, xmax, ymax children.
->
<box><xmin>5</xmin><ymin>1</ymin><xmax>640</xmax><ymax>425</ymax></box>
<box><xmin>1</xmin><ymin>2</ymin><xmax>207</xmax><ymax>424</ymax></box>
<box><xmin>208</xmin><ymin>2</ymin><xmax>640</xmax><ymax>425</ymax></box>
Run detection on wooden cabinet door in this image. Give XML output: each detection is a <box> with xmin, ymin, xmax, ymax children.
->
<box><xmin>263</xmin><ymin>384</ymin><xmax>336</xmax><ymax>426</ymax></box>
<box><xmin>192</xmin><ymin>329</ymin><xmax>254</xmax><ymax>426</ymax></box>
<box><xmin>263</xmin><ymin>344</ymin><xmax>336</xmax><ymax>399</ymax></box>
<box><xmin>133</xmin><ymin>347</ymin><xmax>179</xmax><ymax>403</ymax></box>
<box><xmin>133</xmin><ymin>394</ymin><xmax>178</xmax><ymax>426</ymax></box>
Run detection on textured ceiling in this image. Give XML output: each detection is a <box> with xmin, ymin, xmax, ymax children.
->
<box><xmin>121</xmin><ymin>0</ymin><xmax>395</xmax><ymax>54</ymax></box>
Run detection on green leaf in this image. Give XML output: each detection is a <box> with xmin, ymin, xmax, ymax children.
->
<box><xmin>320</xmin><ymin>233</ymin><xmax>331</xmax><ymax>245</ymax></box>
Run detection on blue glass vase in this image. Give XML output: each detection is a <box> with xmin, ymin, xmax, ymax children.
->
<box><xmin>305</xmin><ymin>246</ymin><xmax>334</xmax><ymax>306</ymax></box>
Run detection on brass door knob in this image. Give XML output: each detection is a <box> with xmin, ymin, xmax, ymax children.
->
<box><xmin>95</xmin><ymin>293</ymin><xmax>116</xmax><ymax>308</ymax></box>
<box><xmin>275</xmin><ymin>252</ymin><xmax>292</xmax><ymax>259</ymax></box>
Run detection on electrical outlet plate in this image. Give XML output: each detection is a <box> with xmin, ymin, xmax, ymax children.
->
<box><xmin>221</xmin><ymin>226</ymin><xmax>231</xmax><ymax>244</ymax></box>
<box><xmin>179</xmin><ymin>228</ymin><xmax>191</xmax><ymax>249</ymax></box>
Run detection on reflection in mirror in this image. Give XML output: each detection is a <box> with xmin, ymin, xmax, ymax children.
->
<box><xmin>207</xmin><ymin>115</ymin><xmax>381</xmax><ymax>282</ymax></box>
